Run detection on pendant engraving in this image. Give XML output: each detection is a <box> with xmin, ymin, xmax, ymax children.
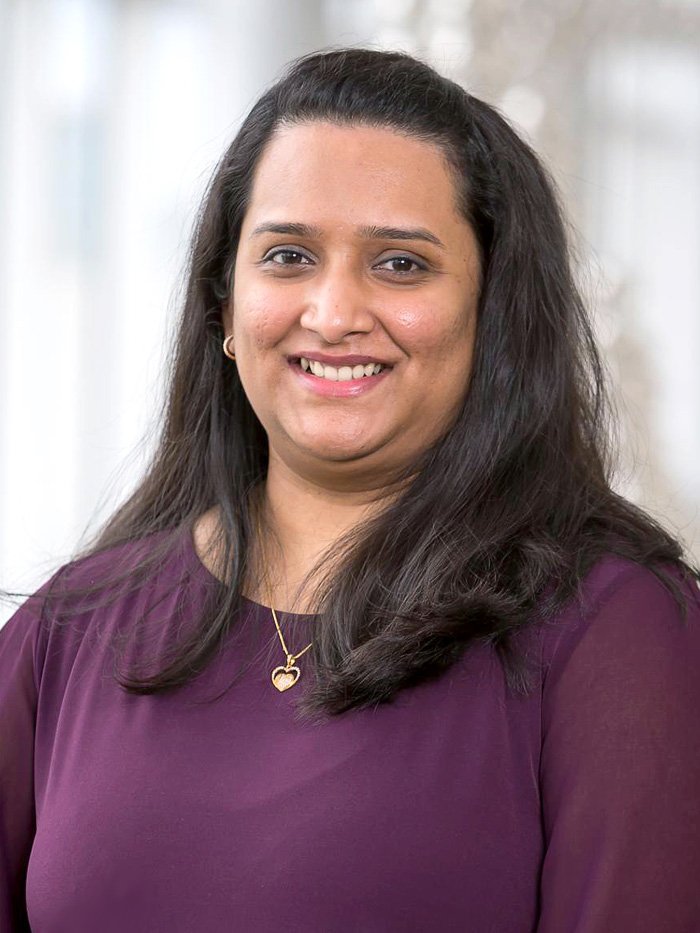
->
<box><xmin>271</xmin><ymin>665</ymin><xmax>301</xmax><ymax>691</ymax></box>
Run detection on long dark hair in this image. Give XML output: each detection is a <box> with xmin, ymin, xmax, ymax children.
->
<box><xmin>19</xmin><ymin>47</ymin><xmax>700</xmax><ymax>722</ymax></box>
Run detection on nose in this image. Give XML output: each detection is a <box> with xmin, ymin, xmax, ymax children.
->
<box><xmin>298</xmin><ymin>260</ymin><xmax>375</xmax><ymax>343</ymax></box>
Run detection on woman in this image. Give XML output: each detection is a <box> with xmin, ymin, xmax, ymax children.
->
<box><xmin>1</xmin><ymin>47</ymin><xmax>699</xmax><ymax>932</ymax></box>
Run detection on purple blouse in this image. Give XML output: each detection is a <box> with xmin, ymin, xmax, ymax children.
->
<box><xmin>1</xmin><ymin>531</ymin><xmax>700</xmax><ymax>932</ymax></box>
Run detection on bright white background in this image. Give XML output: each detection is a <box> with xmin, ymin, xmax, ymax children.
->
<box><xmin>1</xmin><ymin>0</ymin><xmax>699</xmax><ymax>623</ymax></box>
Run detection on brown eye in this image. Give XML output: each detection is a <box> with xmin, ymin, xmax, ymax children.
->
<box><xmin>264</xmin><ymin>249</ymin><xmax>312</xmax><ymax>266</ymax></box>
<box><xmin>376</xmin><ymin>256</ymin><xmax>426</xmax><ymax>275</ymax></box>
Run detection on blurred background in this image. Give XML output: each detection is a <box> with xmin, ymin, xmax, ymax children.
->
<box><xmin>1</xmin><ymin>0</ymin><xmax>699</xmax><ymax>621</ymax></box>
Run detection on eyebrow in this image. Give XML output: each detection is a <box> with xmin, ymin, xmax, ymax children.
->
<box><xmin>249</xmin><ymin>221</ymin><xmax>446</xmax><ymax>250</ymax></box>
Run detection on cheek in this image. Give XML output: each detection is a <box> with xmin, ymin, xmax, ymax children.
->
<box><xmin>395</xmin><ymin>300</ymin><xmax>476</xmax><ymax>406</ymax></box>
<box><xmin>392</xmin><ymin>299</ymin><xmax>473</xmax><ymax>357</ymax></box>
<box><xmin>233</xmin><ymin>289</ymin><xmax>295</xmax><ymax>354</ymax></box>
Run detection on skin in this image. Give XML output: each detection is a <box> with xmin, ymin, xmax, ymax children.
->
<box><xmin>195</xmin><ymin>121</ymin><xmax>482</xmax><ymax>611</ymax></box>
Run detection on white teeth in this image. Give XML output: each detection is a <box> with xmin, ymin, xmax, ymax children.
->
<box><xmin>299</xmin><ymin>357</ymin><xmax>385</xmax><ymax>380</ymax></box>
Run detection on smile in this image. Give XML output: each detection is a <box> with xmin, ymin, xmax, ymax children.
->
<box><xmin>288</xmin><ymin>358</ymin><xmax>391</xmax><ymax>398</ymax></box>
<box><xmin>298</xmin><ymin>356</ymin><xmax>387</xmax><ymax>381</ymax></box>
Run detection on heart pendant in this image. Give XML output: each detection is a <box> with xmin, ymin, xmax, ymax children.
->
<box><xmin>271</xmin><ymin>665</ymin><xmax>301</xmax><ymax>691</ymax></box>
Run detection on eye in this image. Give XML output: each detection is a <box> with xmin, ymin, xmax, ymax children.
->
<box><xmin>262</xmin><ymin>248</ymin><xmax>313</xmax><ymax>267</ymax></box>
<box><xmin>375</xmin><ymin>255</ymin><xmax>427</xmax><ymax>276</ymax></box>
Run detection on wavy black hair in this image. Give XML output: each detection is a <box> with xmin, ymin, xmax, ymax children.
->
<box><xmin>15</xmin><ymin>46</ymin><xmax>700</xmax><ymax>722</ymax></box>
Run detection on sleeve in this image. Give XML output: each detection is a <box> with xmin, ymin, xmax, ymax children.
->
<box><xmin>537</xmin><ymin>564</ymin><xmax>700</xmax><ymax>932</ymax></box>
<box><xmin>0</xmin><ymin>590</ymin><xmax>51</xmax><ymax>933</ymax></box>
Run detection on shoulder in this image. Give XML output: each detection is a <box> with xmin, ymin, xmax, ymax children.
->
<box><xmin>56</xmin><ymin>529</ymin><xmax>181</xmax><ymax>590</ymax></box>
<box><xmin>34</xmin><ymin>528</ymin><xmax>195</xmax><ymax>610</ymax></box>
<box><xmin>1</xmin><ymin>529</ymin><xmax>194</xmax><ymax>666</ymax></box>
<box><xmin>540</xmin><ymin>554</ymin><xmax>700</xmax><ymax>701</ymax></box>
<box><xmin>0</xmin><ymin>568</ymin><xmax>65</xmax><ymax>692</ymax></box>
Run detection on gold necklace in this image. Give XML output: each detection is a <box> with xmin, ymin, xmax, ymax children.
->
<box><xmin>256</xmin><ymin>509</ymin><xmax>313</xmax><ymax>692</ymax></box>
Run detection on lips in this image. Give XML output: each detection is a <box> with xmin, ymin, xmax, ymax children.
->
<box><xmin>288</xmin><ymin>356</ymin><xmax>391</xmax><ymax>396</ymax></box>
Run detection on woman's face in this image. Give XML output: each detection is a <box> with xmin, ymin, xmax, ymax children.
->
<box><xmin>228</xmin><ymin>121</ymin><xmax>481</xmax><ymax>487</ymax></box>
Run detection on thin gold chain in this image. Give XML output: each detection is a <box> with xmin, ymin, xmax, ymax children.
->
<box><xmin>256</xmin><ymin>505</ymin><xmax>313</xmax><ymax>666</ymax></box>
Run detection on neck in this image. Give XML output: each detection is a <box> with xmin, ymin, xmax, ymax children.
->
<box><xmin>193</xmin><ymin>452</ymin><xmax>409</xmax><ymax>614</ymax></box>
<box><xmin>250</xmin><ymin>458</ymin><xmax>393</xmax><ymax>613</ymax></box>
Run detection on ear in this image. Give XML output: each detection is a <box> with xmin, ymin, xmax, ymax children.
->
<box><xmin>221</xmin><ymin>300</ymin><xmax>233</xmax><ymax>335</ymax></box>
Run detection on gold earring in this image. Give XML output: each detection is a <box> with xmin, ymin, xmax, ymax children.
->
<box><xmin>223</xmin><ymin>335</ymin><xmax>236</xmax><ymax>360</ymax></box>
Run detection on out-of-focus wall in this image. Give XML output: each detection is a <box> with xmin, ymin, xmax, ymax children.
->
<box><xmin>461</xmin><ymin>0</ymin><xmax>700</xmax><ymax>564</ymax></box>
<box><xmin>0</xmin><ymin>0</ymin><xmax>327</xmax><ymax>611</ymax></box>
<box><xmin>1</xmin><ymin>0</ymin><xmax>698</xmax><ymax>622</ymax></box>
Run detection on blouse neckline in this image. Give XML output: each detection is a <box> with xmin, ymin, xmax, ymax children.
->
<box><xmin>185</xmin><ymin>522</ymin><xmax>317</xmax><ymax>619</ymax></box>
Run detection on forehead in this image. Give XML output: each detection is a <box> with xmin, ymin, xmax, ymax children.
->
<box><xmin>241</xmin><ymin>121</ymin><xmax>463</xmax><ymax>232</ymax></box>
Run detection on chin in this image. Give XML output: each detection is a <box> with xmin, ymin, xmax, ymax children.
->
<box><xmin>292</xmin><ymin>432</ymin><xmax>385</xmax><ymax>463</ymax></box>
<box><xmin>307</xmin><ymin>443</ymin><xmax>377</xmax><ymax>462</ymax></box>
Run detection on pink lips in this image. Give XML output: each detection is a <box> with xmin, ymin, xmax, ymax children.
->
<box><xmin>288</xmin><ymin>358</ymin><xmax>390</xmax><ymax>397</ymax></box>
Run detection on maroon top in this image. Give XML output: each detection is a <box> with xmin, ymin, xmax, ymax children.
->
<box><xmin>1</xmin><ymin>530</ymin><xmax>700</xmax><ymax>931</ymax></box>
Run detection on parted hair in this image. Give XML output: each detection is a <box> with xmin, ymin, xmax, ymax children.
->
<box><xmin>20</xmin><ymin>47</ymin><xmax>700</xmax><ymax>722</ymax></box>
